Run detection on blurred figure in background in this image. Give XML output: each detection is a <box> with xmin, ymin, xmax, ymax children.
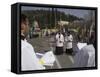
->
<box><xmin>89</xmin><ymin>31</ymin><xmax>95</xmax><ymax>48</ymax></box>
<box><xmin>65</xmin><ymin>31</ymin><xmax>73</xmax><ymax>55</ymax></box>
<box><xmin>55</xmin><ymin>31</ymin><xmax>64</xmax><ymax>55</ymax></box>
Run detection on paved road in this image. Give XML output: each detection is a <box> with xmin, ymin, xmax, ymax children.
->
<box><xmin>27</xmin><ymin>36</ymin><xmax>78</xmax><ymax>69</ymax></box>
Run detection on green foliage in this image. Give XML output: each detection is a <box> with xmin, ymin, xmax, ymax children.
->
<box><xmin>22</xmin><ymin>9</ymin><xmax>83</xmax><ymax>29</ymax></box>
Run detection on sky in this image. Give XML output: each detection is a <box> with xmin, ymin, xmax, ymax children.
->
<box><xmin>21</xmin><ymin>6</ymin><xmax>94</xmax><ymax>19</ymax></box>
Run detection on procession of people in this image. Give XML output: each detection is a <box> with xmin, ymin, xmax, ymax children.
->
<box><xmin>21</xmin><ymin>13</ymin><xmax>95</xmax><ymax>70</ymax></box>
<box><xmin>54</xmin><ymin>30</ymin><xmax>73</xmax><ymax>55</ymax></box>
